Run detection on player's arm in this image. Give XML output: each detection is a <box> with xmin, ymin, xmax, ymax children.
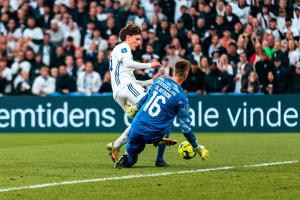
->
<box><xmin>135</xmin><ymin>79</ymin><xmax>153</xmax><ymax>87</ymax></box>
<box><xmin>177</xmin><ymin>100</ymin><xmax>209</xmax><ymax>160</ymax></box>
<box><xmin>123</xmin><ymin>58</ymin><xmax>161</xmax><ymax>70</ymax></box>
<box><xmin>119</xmin><ymin>46</ymin><xmax>160</xmax><ymax>69</ymax></box>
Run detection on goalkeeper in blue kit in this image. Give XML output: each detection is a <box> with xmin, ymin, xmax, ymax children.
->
<box><xmin>115</xmin><ymin>59</ymin><xmax>209</xmax><ymax>168</ymax></box>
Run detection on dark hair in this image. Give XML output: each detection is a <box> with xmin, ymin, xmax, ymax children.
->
<box><xmin>119</xmin><ymin>24</ymin><xmax>141</xmax><ymax>41</ymax></box>
<box><xmin>174</xmin><ymin>59</ymin><xmax>190</xmax><ymax>77</ymax></box>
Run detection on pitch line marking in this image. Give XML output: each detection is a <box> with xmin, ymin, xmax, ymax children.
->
<box><xmin>0</xmin><ymin>160</ymin><xmax>297</xmax><ymax>193</ymax></box>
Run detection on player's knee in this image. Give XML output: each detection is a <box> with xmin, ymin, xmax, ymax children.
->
<box><xmin>125</xmin><ymin>154</ymin><xmax>139</xmax><ymax>167</ymax></box>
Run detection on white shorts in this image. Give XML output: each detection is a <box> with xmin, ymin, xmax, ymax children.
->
<box><xmin>114</xmin><ymin>82</ymin><xmax>147</xmax><ymax>112</ymax></box>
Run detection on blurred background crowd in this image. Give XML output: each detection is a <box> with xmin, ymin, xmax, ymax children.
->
<box><xmin>1</xmin><ymin>0</ymin><xmax>300</xmax><ymax>96</ymax></box>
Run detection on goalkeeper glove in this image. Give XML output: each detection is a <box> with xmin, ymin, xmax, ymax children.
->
<box><xmin>195</xmin><ymin>145</ymin><xmax>209</xmax><ymax>161</ymax></box>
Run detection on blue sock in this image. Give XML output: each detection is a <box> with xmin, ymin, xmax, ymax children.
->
<box><xmin>156</xmin><ymin>144</ymin><xmax>166</xmax><ymax>162</ymax></box>
<box><xmin>156</xmin><ymin>131</ymin><xmax>170</xmax><ymax>162</ymax></box>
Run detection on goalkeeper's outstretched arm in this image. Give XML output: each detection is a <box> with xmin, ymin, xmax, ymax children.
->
<box><xmin>177</xmin><ymin>100</ymin><xmax>209</xmax><ymax>160</ymax></box>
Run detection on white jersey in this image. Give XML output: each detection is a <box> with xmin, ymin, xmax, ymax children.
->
<box><xmin>109</xmin><ymin>42</ymin><xmax>152</xmax><ymax>111</ymax></box>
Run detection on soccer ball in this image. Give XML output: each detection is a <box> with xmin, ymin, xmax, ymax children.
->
<box><xmin>178</xmin><ymin>141</ymin><xmax>196</xmax><ymax>159</ymax></box>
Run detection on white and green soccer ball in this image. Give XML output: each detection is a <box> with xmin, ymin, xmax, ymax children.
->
<box><xmin>178</xmin><ymin>141</ymin><xmax>196</xmax><ymax>160</ymax></box>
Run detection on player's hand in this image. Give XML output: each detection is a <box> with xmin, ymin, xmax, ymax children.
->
<box><xmin>195</xmin><ymin>145</ymin><xmax>209</xmax><ymax>161</ymax></box>
<box><xmin>151</xmin><ymin>61</ymin><xmax>161</xmax><ymax>68</ymax></box>
<box><xmin>152</xmin><ymin>73</ymin><xmax>167</xmax><ymax>81</ymax></box>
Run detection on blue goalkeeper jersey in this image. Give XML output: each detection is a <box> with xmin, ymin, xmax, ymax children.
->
<box><xmin>132</xmin><ymin>78</ymin><xmax>199</xmax><ymax>148</ymax></box>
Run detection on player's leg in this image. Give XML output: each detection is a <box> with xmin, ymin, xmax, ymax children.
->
<box><xmin>106</xmin><ymin>90</ymin><xmax>129</xmax><ymax>162</ymax></box>
<box><xmin>155</xmin><ymin>127</ymin><xmax>171</xmax><ymax>167</ymax></box>
<box><xmin>107</xmin><ymin>83</ymin><xmax>146</xmax><ymax>153</ymax></box>
<box><xmin>113</xmin><ymin>125</ymin><xmax>130</xmax><ymax>149</ymax></box>
<box><xmin>115</xmin><ymin>130</ymin><xmax>145</xmax><ymax>168</ymax></box>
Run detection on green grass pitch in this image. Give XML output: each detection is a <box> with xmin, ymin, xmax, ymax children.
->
<box><xmin>0</xmin><ymin>133</ymin><xmax>299</xmax><ymax>200</ymax></box>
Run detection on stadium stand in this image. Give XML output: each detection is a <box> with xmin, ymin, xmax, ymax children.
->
<box><xmin>0</xmin><ymin>0</ymin><xmax>300</xmax><ymax>96</ymax></box>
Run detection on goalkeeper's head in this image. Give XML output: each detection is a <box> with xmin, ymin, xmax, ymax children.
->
<box><xmin>119</xmin><ymin>24</ymin><xmax>142</xmax><ymax>51</ymax></box>
<box><xmin>173</xmin><ymin>59</ymin><xmax>191</xmax><ymax>85</ymax></box>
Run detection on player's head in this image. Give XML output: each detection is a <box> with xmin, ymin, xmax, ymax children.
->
<box><xmin>174</xmin><ymin>59</ymin><xmax>190</xmax><ymax>81</ymax></box>
<box><xmin>119</xmin><ymin>24</ymin><xmax>142</xmax><ymax>51</ymax></box>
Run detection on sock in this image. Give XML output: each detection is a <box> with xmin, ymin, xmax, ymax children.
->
<box><xmin>114</xmin><ymin>126</ymin><xmax>131</xmax><ymax>149</ymax></box>
<box><xmin>156</xmin><ymin>131</ymin><xmax>170</xmax><ymax>162</ymax></box>
<box><xmin>156</xmin><ymin>144</ymin><xmax>166</xmax><ymax>162</ymax></box>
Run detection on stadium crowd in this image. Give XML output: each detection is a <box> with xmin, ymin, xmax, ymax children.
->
<box><xmin>1</xmin><ymin>0</ymin><xmax>300</xmax><ymax>96</ymax></box>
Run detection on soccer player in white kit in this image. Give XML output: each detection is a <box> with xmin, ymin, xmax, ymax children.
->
<box><xmin>107</xmin><ymin>24</ymin><xmax>171</xmax><ymax>165</ymax></box>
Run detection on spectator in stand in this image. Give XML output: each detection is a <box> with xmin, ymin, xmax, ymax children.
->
<box><xmin>208</xmin><ymin>35</ymin><xmax>221</xmax><ymax>60</ymax></box>
<box><xmin>272</xmin><ymin>53</ymin><xmax>289</xmax><ymax>93</ymax></box>
<box><xmin>287</xmin><ymin>39</ymin><xmax>300</xmax><ymax>66</ymax></box>
<box><xmin>199</xmin><ymin>56</ymin><xmax>210</xmax><ymax>74</ymax></box>
<box><xmin>82</xmin><ymin>21</ymin><xmax>95</xmax><ymax>49</ymax></box>
<box><xmin>226</xmin><ymin>42</ymin><xmax>239</xmax><ymax>68</ymax></box>
<box><xmin>262</xmin><ymin>71</ymin><xmax>279</xmax><ymax>94</ymax></box>
<box><xmin>147</xmin><ymin>28</ymin><xmax>161</xmax><ymax>56</ymax></box>
<box><xmin>36</xmin><ymin>3</ymin><xmax>52</xmax><ymax>29</ymax></box>
<box><xmin>52</xmin><ymin>45</ymin><xmax>65</xmax><ymax>68</ymax></box>
<box><xmin>165</xmin><ymin>44</ymin><xmax>181</xmax><ymax>68</ymax></box>
<box><xmin>182</xmin><ymin>60</ymin><xmax>206</xmax><ymax>94</ymax></box>
<box><xmin>94</xmin><ymin>51</ymin><xmax>109</xmax><ymax>80</ymax></box>
<box><xmin>99</xmin><ymin>69</ymin><xmax>112</xmax><ymax>93</ymax></box>
<box><xmin>230</xmin><ymin>0</ymin><xmax>251</xmax><ymax>25</ymax></box>
<box><xmin>32</xmin><ymin>66</ymin><xmax>55</xmax><ymax>96</ymax></box>
<box><xmin>157</xmin><ymin>19</ymin><xmax>172</xmax><ymax>50</ymax></box>
<box><xmin>77</xmin><ymin>61</ymin><xmax>102</xmax><ymax>96</ymax></box>
<box><xmin>142</xmin><ymin>44</ymin><xmax>159</xmax><ymax>78</ymax></box>
<box><xmin>288</xmin><ymin>62</ymin><xmax>300</xmax><ymax>93</ymax></box>
<box><xmin>0</xmin><ymin>58</ymin><xmax>12</xmax><ymax>95</ymax></box>
<box><xmin>90</xmin><ymin>28</ymin><xmax>108</xmax><ymax>53</ymax></box>
<box><xmin>153</xmin><ymin>2</ymin><xmax>167</xmax><ymax>21</ymax></box>
<box><xmin>1</xmin><ymin>0</ymin><xmax>300</xmax><ymax>97</ymax></box>
<box><xmin>64</xmin><ymin>21</ymin><xmax>81</xmax><ymax>48</ymax></box>
<box><xmin>217</xmin><ymin>54</ymin><xmax>234</xmax><ymax>77</ymax></box>
<box><xmin>255</xmin><ymin>50</ymin><xmax>274</xmax><ymax>85</ymax></box>
<box><xmin>249</xmin><ymin>42</ymin><xmax>263</xmax><ymax>67</ymax></box>
<box><xmin>292</xmin><ymin>5</ymin><xmax>300</xmax><ymax>36</ymax></box>
<box><xmin>187</xmin><ymin>43</ymin><xmax>203</xmax><ymax>65</ymax></box>
<box><xmin>102</xmin><ymin>17</ymin><xmax>119</xmax><ymax>39</ymax></box>
<box><xmin>54</xmin><ymin>65</ymin><xmax>76</xmax><ymax>95</ymax></box>
<box><xmin>11</xmin><ymin>51</ymin><xmax>31</xmax><ymax>76</ymax></box>
<box><xmin>22</xmin><ymin>17</ymin><xmax>44</xmax><ymax>51</ymax></box>
<box><xmin>264</xmin><ymin>33</ymin><xmax>275</xmax><ymax>59</ymax></box>
<box><xmin>273</xmin><ymin>40</ymin><xmax>289</xmax><ymax>68</ymax></box>
<box><xmin>50</xmin><ymin>68</ymin><xmax>58</xmax><ymax>79</ymax></box>
<box><xmin>75</xmin><ymin>57</ymin><xmax>86</xmax><ymax>77</ymax></box>
<box><xmin>84</xmin><ymin>42</ymin><xmax>98</xmax><ymax>63</ymax></box>
<box><xmin>220</xmin><ymin>28</ymin><xmax>235</xmax><ymax>50</ymax></box>
<box><xmin>241</xmin><ymin>71</ymin><xmax>260</xmax><ymax>94</ymax></box>
<box><xmin>38</xmin><ymin>33</ymin><xmax>55</xmax><ymax>68</ymax></box>
<box><xmin>65</xmin><ymin>55</ymin><xmax>77</xmax><ymax>77</ymax></box>
<box><xmin>14</xmin><ymin>70</ymin><xmax>32</xmax><ymax>95</ymax></box>
<box><xmin>204</xmin><ymin>63</ymin><xmax>231</xmax><ymax>93</ymax></box>
<box><xmin>107</xmin><ymin>35</ymin><xmax>118</xmax><ymax>51</ymax></box>
<box><xmin>224</xmin><ymin>4</ymin><xmax>240</xmax><ymax>32</ymax></box>
<box><xmin>63</xmin><ymin>36</ymin><xmax>77</xmax><ymax>56</ymax></box>
<box><xmin>235</xmin><ymin>52</ymin><xmax>253</xmax><ymax>93</ymax></box>
<box><xmin>47</xmin><ymin>20</ymin><xmax>64</xmax><ymax>46</ymax></box>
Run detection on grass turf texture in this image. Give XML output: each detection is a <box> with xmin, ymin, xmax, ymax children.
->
<box><xmin>0</xmin><ymin>133</ymin><xmax>299</xmax><ymax>200</ymax></box>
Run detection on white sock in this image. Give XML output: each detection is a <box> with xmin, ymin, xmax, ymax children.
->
<box><xmin>114</xmin><ymin>126</ymin><xmax>131</xmax><ymax>149</ymax></box>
